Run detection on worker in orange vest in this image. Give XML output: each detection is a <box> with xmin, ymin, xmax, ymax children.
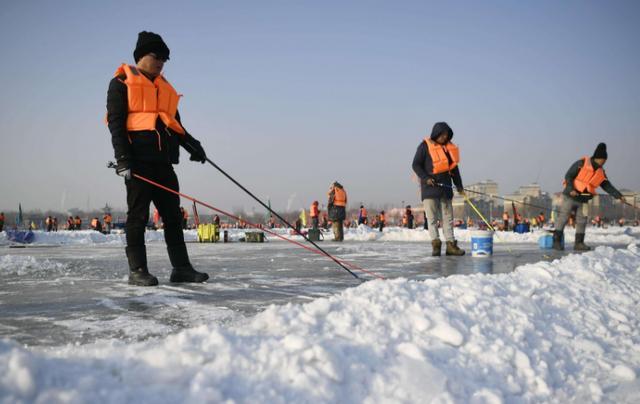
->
<box><xmin>358</xmin><ymin>205</ymin><xmax>368</xmax><ymax>225</ymax></box>
<box><xmin>181</xmin><ymin>207</ymin><xmax>189</xmax><ymax>230</ymax></box>
<box><xmin>106</xmin><ymin>31</ymin><xmax>208</xmax><ymax>286</ymax></box>
<box><xmin>378</xmin><ymin>211</ymin><xmax>386</xmax><ymax>232</ymax></box>
<box><xmin>412</xmin><ymin>122</ymin><xmax>465</xmax><ymax>256</ymax></box>
<box><xmin>152</xmin><ymin>208</ymin><xmax>161</xmax><ymax>229</ymax></box>
<box><xmin>553</xmin><ymin>143</ymin><xmax>625</xmax><ymax>251</ymax></box>
<box><xmin>310</xmin><ymin>201</ymin><xmax>320</xmax><ymax>230</ymax></box>
<box><xmin>328</xmin><ymin>182</ymin><xmax>347</xmax><ymax>241</ymax></box>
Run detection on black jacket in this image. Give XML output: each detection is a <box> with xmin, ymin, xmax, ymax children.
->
<box><xmin>563</xmin><ymin>158</ymin><xmax>622</xmax><ymax>203</ymax></box>
<box><xmin>412</xmin><ymin>123</ymin><xmax>463</xmax><ymax>200</ymax></box>
<box><xmin>106</xmin><ymin>75</ymin><xmax>201</xmax><ymax>166</ymax></box>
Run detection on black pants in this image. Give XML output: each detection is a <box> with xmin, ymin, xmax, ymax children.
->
<box><xmin>125</xmin><ymin>164</ymin><xmax>190</xmax><ymax>270</ymax></box>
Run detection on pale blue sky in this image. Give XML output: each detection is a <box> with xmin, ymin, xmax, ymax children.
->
<box><xmin>1</xmin><ymin>0</ymin><xmax>638</xmax><ymax>212</ymax></box>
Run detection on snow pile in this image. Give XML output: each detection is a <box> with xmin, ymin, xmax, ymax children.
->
<box><xmin>341</xmin><ymin>225</ymin><xmax>638</xmax><ymax>245</ymax></box>
<box><xmin>3</xmin><ymin>226</ymin><xmax>637</xmax><ymax>246</ymax></box>
<box><xmin>0</xmin><ymin>255</ymin><xmax>70</xmax><ymax>277</ymax></box>
<box><xmin>1</xmin><ymin>245</ymin><xmax>639</xmax><ymax>402</ymax></box>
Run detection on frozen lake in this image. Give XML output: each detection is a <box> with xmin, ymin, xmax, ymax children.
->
<box><xmin>0</xmin><ymin>227</ymin><xmax>638</xmax><ymax>403</ymax></box>
<box><xmin>0</xmin><ymin>238</ymin><xmax>622</xmax><ymax>347</ymax></box>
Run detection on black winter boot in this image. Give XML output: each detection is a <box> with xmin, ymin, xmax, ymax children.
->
<box><xmin>574</xmin><ymin>233</ymin><xmax>591</xmax><ymax>251</ymax></box>
<box><xmin>552</xmin><ymin>230</ymin><xmax>564</xmax><ymax>251</ymax></box>
<box><xmin>128</xmin><ymin>267</ymin><xmax>159</xmax><ymax>286</ymax></box>
<box><xmin>170</xmin><ymin>265</ymin><xmax>209</xmax><ymax>283</ymax></box>
<box><xmin>446</xmin><ymin>240</ymin><xmax>465</xmax><ymax>256</ymax></box>
<box><xmin>431</xmin><ymin>239</ymin><xmax>442</xmax><ymax>256</ymax></box>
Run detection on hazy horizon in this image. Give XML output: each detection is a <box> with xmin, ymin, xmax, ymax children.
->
<box><xmin>1</xmin><ymin>1</ymin><xmax>639</xmax><ymax>213</ymax></box>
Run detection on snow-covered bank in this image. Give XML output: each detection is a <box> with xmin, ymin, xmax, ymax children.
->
<box><xmin>1</xmin><ymin>245</ymin><xmax>639</xmax><ymax>403</ymax></box>
<box><xmin>343</xmin><ymin>225</ymin><xmax>639</xmax><ymax>245</ymax></box>
<box><xmin>2</xmin><ymin>226</ymin><xmax>638</xmax><ymax>246</ymax></box>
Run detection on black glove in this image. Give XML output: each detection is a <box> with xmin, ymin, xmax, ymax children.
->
<box><xmin>115</xmin><ymin>158</ymin><xmax>131</xmax><ymax>180</ymax></box>
<box><xmin>183</xmin><ymin>134</ymin><xmax>206</xmax><ymax>163</ymax></box>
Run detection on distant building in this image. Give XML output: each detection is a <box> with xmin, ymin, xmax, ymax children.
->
<box><xmin>453</xmin><ymin>180</ymin><xmax>500</xmax><ymax>221</ymax></box>
<box><xmin>504</xmin><ymin>183</ymin><xmax>551</xmax><ymax>219</ymax></box>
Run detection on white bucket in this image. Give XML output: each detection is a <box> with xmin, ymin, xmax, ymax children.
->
<box><xmin>471</xmin><ymin>230</ymin><xmax>494</xmax><ymax>257</ymax></box>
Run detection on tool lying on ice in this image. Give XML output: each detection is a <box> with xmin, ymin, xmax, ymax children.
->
<box><xmin>107</xmin><ymin>161</ymin><xmax>384</xmax><ymax>280</ymax></box>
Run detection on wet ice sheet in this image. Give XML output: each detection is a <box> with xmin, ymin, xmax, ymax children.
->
<box><xmin>1</xmin><ymin>244</ymin><xmax>639</xmax><ymax>403</ymax></box>
<box><xmin>0</xmin><ymin>239</ymin><xmax>619</xmax><ymax>347</ymax></box>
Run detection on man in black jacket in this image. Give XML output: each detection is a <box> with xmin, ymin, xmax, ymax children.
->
<box><xmin>412</xmin><ymin>122</ymin><xmax>465</xmax><ymax>256</ymax></box>
<box><xmin>553</xmin><ymin>143</ymin><xmax>625</xmax><ymax>251</ymax></box>
<box><xmin>107</xmin><ymin>31</ymin><xmax>209</xmax><ymax>286</ymax></box>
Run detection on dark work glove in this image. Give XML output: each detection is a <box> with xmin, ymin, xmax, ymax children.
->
<box><xmin>116</xmin><ymin>158</ymin><xmax>131</xmax><ymax>180</ymax></box>
<box><xmin>183</xmin><ymin>134</ymin><xmax>206</xmax><ymax>163</ymax></box>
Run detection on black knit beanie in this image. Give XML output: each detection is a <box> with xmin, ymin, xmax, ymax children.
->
<box><xmin>133</xmin><ymin>31</ymin><xmax>170</xmax><ymax>63</ymax></box>
<box><xmin>592</xmin><ymin>143</ymin><xmax>607</xmax><ymax>159</ymax></box>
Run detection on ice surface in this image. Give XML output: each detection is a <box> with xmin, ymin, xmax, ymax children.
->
<box><xmin>0</xmin><ymin>228</ymin><xmax>639</xmax><ymax>402</ymax></box>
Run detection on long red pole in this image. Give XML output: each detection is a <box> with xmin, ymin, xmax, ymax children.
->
<box><xmin>132</xmin><ymin>173</ymin><xmax>385</xmax><ymax>280</ymax></box>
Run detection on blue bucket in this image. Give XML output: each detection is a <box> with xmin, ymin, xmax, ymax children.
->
<box><xmin>538</xmin><ymin>234</ymin><xmax>553</xmax><ymax>249</ymax></box>
<box><xmin>514</xmin><ymin>223</ymin><xmax>529</xmax><ymax>234</ymax></box>
<box><xmin>471</xmin><ymin>230</ymin><xmax>494</xmax><ymax>257</ymax></box>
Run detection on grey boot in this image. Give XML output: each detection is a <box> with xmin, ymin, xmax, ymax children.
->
<box><xmin>574</xmin><ymin>233</ymin><xmax>591</xmax><ymax>251</ymax></box>
<box><xmin>552</xmin><ymin>231</ymin><xmax>564</xmax><ymax>251</ymax></box>
<box><xmin>431</xmin><ymin>239</ymin><xmax>442</xmax><ymax>256</ymax></box>
<box><xmin>446</xmin><ymin>240</ymin><xmax>465</xmax><ymax>256</ymax></box>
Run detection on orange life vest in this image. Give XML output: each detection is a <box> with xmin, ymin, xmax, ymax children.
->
<box><xmin>572</xmin><ymin>157</ymin><xmax>606</xmax><ymax>195</ymax></box>
<box><xmin>310</xmin><ymin>204</ymin><xmax>319</xmax><ymax>218</ymax></box>
<box><xmin>333</xmin><ymin>188</ymin><xmax>347</xmax><ymax>207</ymax></box>
<box><xmin>379</xmin><ymin>213</ymin><xmax>385</xmax><ymax>222</ymax></box>
<box><xmin>360</xmin><ymin>208</ymin><xmax>367</xmax><ymax>218</ymax></box>
<box><xmin>114</xmin><ymin>64</ymin><xmax>185</xmax><ymax>135</ymax></box>
<box><xmin>424</xmin><ymin>138</ymin><xmax>460</xmax><ymax>175</ymax></box>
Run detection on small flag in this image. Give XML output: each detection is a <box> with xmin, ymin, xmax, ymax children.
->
<box><xmin>299</xmin><ymin>209</ymin><xmax>307</xmax><ymax>227</ymax></box>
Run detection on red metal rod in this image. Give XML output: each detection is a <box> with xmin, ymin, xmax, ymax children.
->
<box><xmin>132</xmin><ymin>173</ymin><xmax>385</xmax><ymax>280</ymax></box>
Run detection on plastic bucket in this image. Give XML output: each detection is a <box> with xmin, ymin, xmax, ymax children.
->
<box><xmin>471</xmin><ymin>230</ymin><xmax>494</xmax><ymax>257</ymax></box>
<box><xmin>538</xmin><ymin>234</ymin><xmax>553</xmax><ymax>249</ymax></box>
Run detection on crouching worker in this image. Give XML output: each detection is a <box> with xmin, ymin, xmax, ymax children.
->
<box><xmin>327</xmin><ymin>182</ymin><xmax>347</xmax><ymax>241</ymax></box>
<box><xmin>553</xmin><ymin>143</ymin><xmax>626</xmax><ymax>251</ymax></box>
<box><xmin>412</xmin><ymin>122</ymin><xmax>465</xmax><ymax>256</ymax></box>
<box><xmin>107</xmin><ymin>31</ymin><xmax>209</xmax><ymax>286</ymax></box>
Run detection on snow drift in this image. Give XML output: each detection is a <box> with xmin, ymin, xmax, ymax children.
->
<box><xmin>1</xmin><ymin>244</ymin><xmax>639</xmax><ymax>403</ymax></box>
<box><xmin>1</xmin><ymin>226</ymin><xmax>637</xmax><ymax>246</ymax></box>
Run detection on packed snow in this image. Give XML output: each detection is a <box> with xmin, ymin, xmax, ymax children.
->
<box><xmin>1</xmin><ymin>237</ymin><xmax>639</xmax><ymax>402</ymax></box>
<box><xmin>1</xmin><ymin>225</ymin><xmax>638</xmax><ymax>246</ymax></box>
